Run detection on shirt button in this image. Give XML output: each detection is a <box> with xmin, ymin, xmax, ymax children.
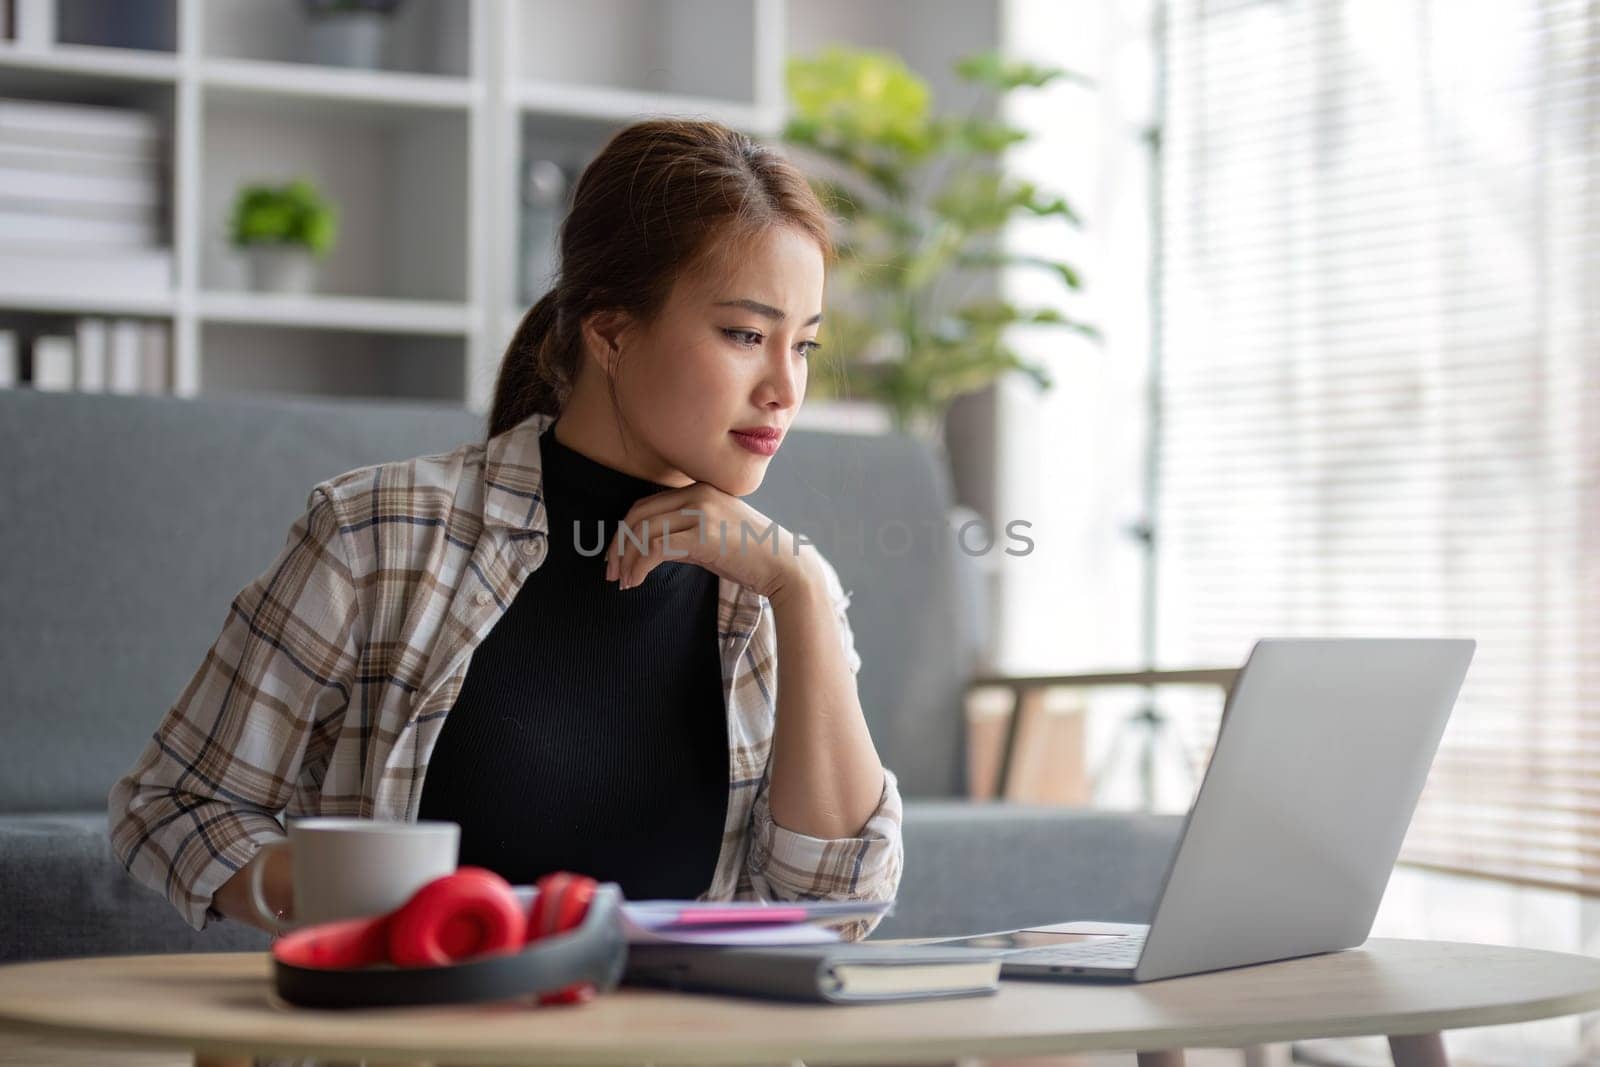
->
<box><xmin>521</xmin><ymin>539</ymin><xmax>539</xmax><ymax>555</ymax></box>
<box><xmin>473</xmin><ymin>590</ymin><xmax>492</xmax><ymax>607</ymax></box>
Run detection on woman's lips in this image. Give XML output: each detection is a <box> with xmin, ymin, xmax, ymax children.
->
<box><xmin>730</xmin><ymin>429</ymin><xmax>780</xmax><ymax>456</ymax></box>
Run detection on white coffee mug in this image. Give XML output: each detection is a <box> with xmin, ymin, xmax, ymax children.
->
<box><xmin>247</xmin><ymin>817</ymin><xmax>460</xmax><ymax>935</ymax></box>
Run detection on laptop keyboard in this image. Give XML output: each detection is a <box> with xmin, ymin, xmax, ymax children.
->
<box><xmin>1007</xmin><ymin>933</ymin><xmax>1146</xmax><ymax>967</ymax></box>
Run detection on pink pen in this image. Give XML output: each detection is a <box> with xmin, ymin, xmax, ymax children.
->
<box><xmin>662</xmin><ymin>907</ymin><xmax>811</xmax><ymax>926</ymax></box>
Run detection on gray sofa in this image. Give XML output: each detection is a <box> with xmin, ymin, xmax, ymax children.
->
<box><xmin>0</xmin><ymin>388</ymin><xmax>1183</xmax><ymax>961</ymax></box>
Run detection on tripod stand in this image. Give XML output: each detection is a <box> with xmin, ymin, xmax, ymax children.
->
<box><xmin>1088</xmin><ymin>696</ymin><xmax>1195</xmax><ymax>812</ymax></box>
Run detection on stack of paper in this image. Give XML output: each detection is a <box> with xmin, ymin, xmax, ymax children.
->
<box><xmin>618</xmin><ymin>899</ymin><xmax>892</xmax><ymax>945</ymax></box>
<box><xmin>0</xmin><ymin>98</ymin><xmax>174</xmax><ymax>294</ymax></box>
<box><xmin>507</xmin><ymin>886</ymin><xmax>891</xmax><ymax>946</ymax></box>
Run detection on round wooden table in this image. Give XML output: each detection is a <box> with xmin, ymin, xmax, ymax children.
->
<box><xmin>2</xmin><ymin>939</ymin><xmax>1599</xmax><ymax>1066</ymax></box>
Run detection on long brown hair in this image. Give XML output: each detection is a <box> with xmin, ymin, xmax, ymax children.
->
<box><xmin>487</xmin><ymin>118</ymin><xmax>837</xmax><ymax>440</ymax></box>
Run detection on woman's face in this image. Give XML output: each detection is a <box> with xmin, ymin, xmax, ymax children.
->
<box><xmin>600</xmin><ymin>225</ymin><xmax>826</xmax><ymax>497</ymax></box>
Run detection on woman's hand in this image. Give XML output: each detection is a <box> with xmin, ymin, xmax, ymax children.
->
<box><xmin>605</xmin><ymin>483</ymin><xmax>815</xmax><ymax>602</ymax></box>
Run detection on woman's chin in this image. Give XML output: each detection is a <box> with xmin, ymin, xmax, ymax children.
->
<box><xmin>723</xmin><ymin>474</ymin><xmax>766</xmax><ymax>498</ymax></box>
<box><xmin>704</xmin><ymin>462</ymin><xmax>765</xmax><ymax>498</ymax></box>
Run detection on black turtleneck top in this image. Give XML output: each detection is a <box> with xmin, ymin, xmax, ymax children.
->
<box><xmin>416</xmin><ymin>423</ymin><xmax>729</xmax><ymax>899</ymax></box>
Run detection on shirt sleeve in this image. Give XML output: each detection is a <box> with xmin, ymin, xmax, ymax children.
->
<box><xmin>106</xmin><ymin>484</ymin><xmax>362</xmax><ymax>932</ymax></box>
<box><xmin>744</xmin><ymin>764</ymin><xmax>905</xmax><ymax>942</ymax></box>
<box><xmin>739</xmin><ymin>548</ymin><xmax>903</xmax><ymax>941</ymax></box>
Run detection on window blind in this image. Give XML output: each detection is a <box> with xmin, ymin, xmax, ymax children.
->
<box><xmin>1154</xmin><ymin>0</ymin><xmax>1600</xmax><ymax>893</ymax></box>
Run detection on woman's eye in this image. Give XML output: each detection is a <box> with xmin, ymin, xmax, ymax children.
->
<box><xmin>722</xmin><ymin>329</ymin><xmax>821</xmax><ymax>359</ymax></box>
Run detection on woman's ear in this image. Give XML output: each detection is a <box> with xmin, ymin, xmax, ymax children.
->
<box><xmin>579</xmin><ymin>309</ymin><xmax>631</xmax><ymax>382</ymax></box>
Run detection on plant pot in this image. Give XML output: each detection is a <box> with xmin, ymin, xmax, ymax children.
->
<box><xmin>241</xmin><ymin>246</ymin><xmax>319</xmax><ymax>294</ymax></box>
<box><xmin>306</xmin><ymin>12</ymin><xmax>389</xmax><ymax>68</ymax></box>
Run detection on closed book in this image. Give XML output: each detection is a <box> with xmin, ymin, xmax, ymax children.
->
<box><xmin>107</xmin><ymin>319</ymin><xmax>142</xmax><ymax>394</ymax></box>
<box><xmin>74</xmin><ymin>317</ymin><xmax>106</xmax><ymax>392</ymax></box>
<box><xmin>30</xmin><ymin>334</ymin><xmax>74</xmax><ymax>391</ymax></box>
<box><xmin>0</xmin><ymin>245</ymin><xmax>172</xmax><ymax>291</ymax></box>
<box><xmin>0</xmin><ymin>331</ymin><xmax>17</xmax><ymax>389</ymax></box>
<box><xmin>0</xmin><ymin>164</ymin><xmax>163</xmax><ymax>212</ymax></box>
<box><xmin>0</xmin><ymin>142</ymin><xmax>162</xmax><ymax>176</ymax></box>
<box><xmin>621</xmin><ymin>942</ymin><xmax>1004</xmax><ymax>1004</ymax></box>
<box><xmin>0</xmin><ymin>208</ymin><xmax>161</xmax><ymax>246</ymax></box>
<box><xmin>12</xmin><ymin>0</ymin><xmax>53</xmax><ymax>51</ymax></box>
<box><xmin>139</xmin><ymin>319</ymin><xmax>169</xmax><ymax>394</ymax></box>
<box><xmin>0</xmin><ymin>98</ymin><xmax>161</xmax><ymax>152</ymax></box>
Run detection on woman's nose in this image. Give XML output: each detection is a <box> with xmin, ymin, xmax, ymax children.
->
<box><xmin>759</xmin><ymin>347</ymin><xmax>802</xmax><ymax>409</ymax></box>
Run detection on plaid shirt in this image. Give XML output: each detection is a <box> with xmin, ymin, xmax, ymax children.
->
<box><xmin>107</xmin><ymin>409</ymin><xmax>903</xmax><ymax>942</ymax></box>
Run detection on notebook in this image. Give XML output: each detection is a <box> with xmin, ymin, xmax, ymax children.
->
<box><xmin>621</xmin><ymin>942</ymin><xmax>1005</xmax><ymax>1004</ymax></box>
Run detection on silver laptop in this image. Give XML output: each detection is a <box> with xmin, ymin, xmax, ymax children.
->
<box><xmin>923</xmin><ymin>637</ymin><xmax>1476</xmax><ymax>983</ymax></box>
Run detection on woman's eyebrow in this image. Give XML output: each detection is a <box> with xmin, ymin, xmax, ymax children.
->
<box><xmin>714</xmin><ymin>298</ymin><xmax>823</xmax><ymax>327</ymax></box>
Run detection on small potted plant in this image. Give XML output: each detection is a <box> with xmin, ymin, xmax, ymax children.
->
<box><xmin>229</xmin><ymin>178</ymin><xmax>338</xmax><ymax>294</ymax></box>
<box><xmin>302</xmin><ymin>0</ymin><xmax>406</xmax><ymax>69</ymax></box>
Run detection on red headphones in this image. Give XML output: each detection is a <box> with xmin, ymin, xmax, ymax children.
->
<box><xmin>271</xmin><ymin>867</ymin><xmax>628</xmax><ymax>1009</ymax></box>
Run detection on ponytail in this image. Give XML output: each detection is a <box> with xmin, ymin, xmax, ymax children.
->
<box><xmin>487</xmin><ymin>289</ymin><xmax>574</xmax><ymax>439</ymax></box>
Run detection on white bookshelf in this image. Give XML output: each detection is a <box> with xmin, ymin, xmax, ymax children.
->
<box><xmin>0</xmin><ymin>0</ymin><xmax>1000</xmax><ymax>412</ymax></box>
<box><xmin>0</xmin><ymin>0</ymin><xmax>788</xmax><ymax>411</ymax></box>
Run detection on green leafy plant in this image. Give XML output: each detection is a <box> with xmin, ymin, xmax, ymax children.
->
<box><xmin>229</xmin><ymin>178</ymin><xmax>339</xmax><ymax>260</ymax></box>
<box><xmin>782</xmin><ymin>45</ymin><xmax>1099</xmax><ymax>438</ymax></box>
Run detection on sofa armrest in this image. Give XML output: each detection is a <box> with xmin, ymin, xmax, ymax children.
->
<box><xmin>0</xmin><ymin>813</ymin><xmax>272</xmax><ymax>963</ymax></box>
<box><xmin>869</xmin><ymin>800</ymin><xmax>1184</xmax><ymax>940</ymax></box>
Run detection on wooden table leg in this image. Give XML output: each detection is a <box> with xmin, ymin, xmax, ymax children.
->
<box><xmin>1137</xmin><ymin>1052</ymin><xmax>1187</xmax><ymax>1067</ymax></box>
<box><xmin>1389</xmin><ymin>1032</ymin><xmax>1450</xmax><ymax>1066</ymax></box>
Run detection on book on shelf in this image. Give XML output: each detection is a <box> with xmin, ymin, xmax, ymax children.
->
<box><xmin>0</xmin><ymin>209</ymin><xmax>162</xmax><ymax>247</ymax></box>
<box><xmin>74</xmin><ymin>317</ymin><xmax>105</xmax><ymax>392</ymax></box>
<box><xmin>11</xmin><ymin>0</ymin><xmax>53</xmax><ymax>52</ymax></box>
<box><xmin>0</xmin><ymin>164</ymin><xmax>163</xmax><ymax>213</ymax></box>
<box><xmin>30</xmin><ymin>334</ymin><xmax>73</xmax><ymax>391</ymax></box>
<box><xmin>140</xmin><ymin>319</ymin><xmax>169</xmax><ymax>394</ymax></box>
<box><xmin>0</xmin><ymin>331</ymin><xmax>16</xmax><ymax>390</ymax></box>
<box><xmin>0</xmin><ymin>244</ymin><xmax>173</xmax><ymax>292</ymax></box>
<box><xmin>0</xmin><ymin>98</ymin><xmax>163</xmax><ymax>155</ymax></box>
<box><xmin>107</xmin><ymin>318</ymin><xmax>142</xmax><ymax>394</ymax></box>
<box><xmin>0</xmin><ymin>141</ymin><xmax>165</xmax><ymax>175</ymax></box>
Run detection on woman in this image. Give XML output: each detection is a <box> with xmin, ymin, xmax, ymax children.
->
<box><xmin>107</xmin><ymin>118</ymin><xmax>904</xmax><ymax>948</ymax></box>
